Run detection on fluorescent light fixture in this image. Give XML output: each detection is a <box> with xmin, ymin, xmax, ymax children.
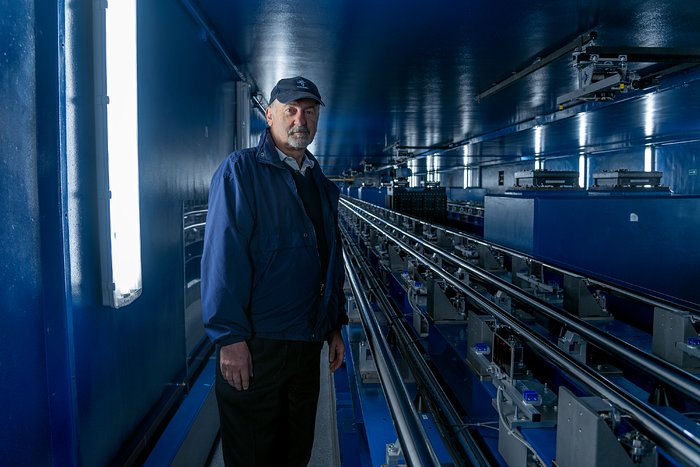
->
<box><xmin>644</xmin><ymin>146</ymin><xmax>653</xmax><ymax>172</ymax></box>
<box><xmin>434</xmin><ymin>156</ymin><xmax>441</xmax><ymax>184</ymax></box>
<box><xmin>534</xmin><ymin>125</ymin><xmax>543</xmax><ymax>155</ymax></box>
<box><xmin>409</xmin><ymin>159</ymin><xmax>418</xmax><ymax>187</ymax></box>
<box><xmin>644</xmin><ymin>93</ymin><xmax>655</xmax><ymax>138</ymax></box>
<box><xmin>426</xmin><ymin>155</ymin><xmax>440</xmax><ymax>184</ymax></box>
<box><xmin>534</xmin><ymin>125</ymin><xmax>543</xmax><ymax>170</ymax></box>
<box><xmin>578</xmin><ymin>113</ymin><xmax>588</xmax><ymax>148</ymax></box>
<box><xmin>579</xmin><ymin>153</ymin><xmax>587</xmax><ymax>188</ymax></box>
<box><xmin>463</xmin><ymin>151</ymin><xmax>469</xmax><ymax>189</ymax></box>
<box><xmin>426</xmin><ymin>155</ymin><xmax>433</xmax><ymax>182</ymax></box>
<box><xmin>465</xmin><ymin>167</ymin><xmax>480</xmax><ymax>188</ymax></box>
<box><xmin>95</xmin><ymin>0</ymin><xmax>142</xmax><ymax>308</ymax></box>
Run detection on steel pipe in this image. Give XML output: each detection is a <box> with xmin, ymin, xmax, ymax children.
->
<box><xmin>343</xmin><ymin>228</ymin><xmax>491</xmax><ymax>467</ymax></box>
<box><xmin>343</xmin><ymin>248</ymin><xmax>441</xmax><ymax>467</ymax></box>
<box><xmin>341</xmin><ymin>201</ymin><xmax>700</xmax><ymax>465</ymax></box>
<box><xmin>341</xmin><ymin>198</ymin><xmax>700</xmax><ymax>404</ymax></box>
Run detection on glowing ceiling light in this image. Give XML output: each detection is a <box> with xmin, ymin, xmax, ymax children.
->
<box><xmin>578</xmin><ymin>113</ymin><xmax>588</xmax><ymax>148</ymax></box>
<box><xmin>645</xmin><ymin>93</ymin><xmax>656</xmax><ymax>138</ymax></box>
<box><xmin>534</xmin><ymin>125</ymin><xmax>543</xmax><ymax>170</ymax></box>
<box><xmin>534</xmin><ymin>125</ymin><xmax>543</xmax><ymax>155</ymax></box>
<box><xmin>645</xmin><ymin>146</ymin><xmax>653</xmax><ymax>172</ymax></box>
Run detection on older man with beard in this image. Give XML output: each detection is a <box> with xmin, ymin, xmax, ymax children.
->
<box><xmin>201</xmin><ymin>76</ymin><xmax>347</xmax><ymax>467</ymax></box>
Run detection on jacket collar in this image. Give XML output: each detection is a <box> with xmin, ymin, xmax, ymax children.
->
<box><xmin>256</xmin><ymin>129</ymin><xmax>319</xmax><ymax>170</ymax></box>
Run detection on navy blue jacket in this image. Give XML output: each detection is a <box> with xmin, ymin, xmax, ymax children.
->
<box><xmin>201</xmin><ymin>130</ymin><xmax>347</xmax><ymax>346</ymax></box>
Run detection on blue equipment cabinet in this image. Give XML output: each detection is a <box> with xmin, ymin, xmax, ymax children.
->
<box><xmin>348</xmin><ymin>186</ymin><xmax>360</xmax><ymax>200</ymax></box>
<box><xmin>484</xmin><ymin>193</ymin><xmax>700</xmax><ymax>307</ymax></box>
<box><xmin>358</xmin><ymin>186</ymin><xmax>388</xmax><ymax>208</ymax></box>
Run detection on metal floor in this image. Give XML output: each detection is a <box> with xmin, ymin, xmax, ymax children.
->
<box><xmin>206</xmin><ymin>345</ymin><xmax>341</xmax><ymax>467</ymax></box>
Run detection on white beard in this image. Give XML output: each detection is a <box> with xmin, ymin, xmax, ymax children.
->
<box><xmin>287</xmin><ymin>127</ymin><xmax>314</xmax><ymax>149</ymax></box>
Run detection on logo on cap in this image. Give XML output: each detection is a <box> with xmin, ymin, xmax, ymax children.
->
<box><xmin>269</xmin><ymin>76</ymin><xmax>324</xmax><ymax>106</ymax></box>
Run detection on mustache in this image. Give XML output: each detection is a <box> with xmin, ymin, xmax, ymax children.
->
<box><xmin>288</xmin><ymin>126</ymin><xmax>310</xmax><ymax>136</ymax></box>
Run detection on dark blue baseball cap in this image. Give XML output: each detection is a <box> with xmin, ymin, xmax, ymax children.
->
<box><xmin>269</xmin><ymin>76</ymin><xmax>325</xmax><ymax>106</ymax></box>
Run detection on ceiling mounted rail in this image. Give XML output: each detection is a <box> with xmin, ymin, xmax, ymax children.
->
<box><xmin>580</xmin><ymin>46</ymin><xmax>700</xmax><ymax>63</ymax></box>
<box><xmin>477</xmin><ymin>31</ymin><xmax>597</xmax><ymax>101</ymax></box>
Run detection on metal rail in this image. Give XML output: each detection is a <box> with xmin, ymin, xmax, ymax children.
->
<box><xmin>476</xmin><ymin>31</ymin><xmax>597</xmax><ymax>101</ymax></box>
<box><xmin>341</xmin><ymin>198</ymin><xmax>700</xmax><ymax>404</ymax></box>
<box><xmin>179</xmin><ymin>0</ymin><xmax>268</xmax><ymax>113</ymax></box>
<box><xmin>341</xmin><ymin>200</ymin><xmax>700</xmax><ymax>465</ymax></box>
<box><xmin>343</xmin><ymin>229</ymin><xmax>491</xmax><ymax>467</ymax></box>
<box><xmin>343</xmin><ymin>248</ymin><xmax>441</xmax><ymax>467</ymax></box>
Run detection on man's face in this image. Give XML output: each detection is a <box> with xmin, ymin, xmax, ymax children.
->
<box><xmin>266</xmin><ymin>98</ymin><xmax>319</xmax><ymax>152</ymax></box>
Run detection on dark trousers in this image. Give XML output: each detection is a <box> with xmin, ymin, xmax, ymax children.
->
<box><xmin>215</xmin><ymin>338</ymin><xmax>324</xmax><ymax>467</ymax></box>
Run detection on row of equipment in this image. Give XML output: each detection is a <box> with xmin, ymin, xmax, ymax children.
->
<box><xmin>336</xmin><ymin>196</ymin><xmax>700</xmax><ymax>467</ymax></box>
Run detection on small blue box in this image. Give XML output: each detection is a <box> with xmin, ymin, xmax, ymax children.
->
<box><xmin>522</xmin><ymin>389</ymin><xmax>540</xmax><ymax>403</ymax></box>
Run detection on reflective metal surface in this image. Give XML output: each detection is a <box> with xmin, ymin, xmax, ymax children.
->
<box><xmin>197</xmin><ymin>0</ymin><xmax>700</xmax><ymax>175</ymax></box>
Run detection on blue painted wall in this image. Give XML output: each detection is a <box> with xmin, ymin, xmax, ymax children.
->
<box><xmin>588</xmin><ymin>148</ymin><xmax>644</xmax><ymax>179</ymax></box>
<box><xmin>1</xmin><ymin>0</ymin><xmax>236</xmax><ymax>465</ymax></box>
<box><xmin>657</xmin><ymin>141</ymin><xmax>700</xmax><ymax>194</ymax></box>
<box><xmin>543</xmin><ymin>155</ymin><xmax>578</xmax><ymax>172</ymax></box>
<box><xmin>0</xmin><ymin>0</ymin><xmax>53</xmax><ymax>463</ymax></box>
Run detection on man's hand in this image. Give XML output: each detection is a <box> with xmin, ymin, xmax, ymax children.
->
<box><xmin>220</xmin><ymin>341</ymin><xmax>253</xmax><ymax>390</ymax></box>
<box><xmin>327</xmin><ymin>329</ymin><xmax>345</xmax><ymax>372</ymax></box>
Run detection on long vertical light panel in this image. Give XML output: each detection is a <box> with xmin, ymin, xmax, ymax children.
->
<box><xmin>534</xmin><ymin>125</ymin><xmax>543</xmax><ymax>170</ymax></box>
<box><xmin>463</xmin><ymin>150</ymin><xmax>469</xmax><ymax>189</ymax></box>
<box><xmin>578</xmin><ymin>114</ymin><xmax>588</xmax><ymax>188</ymax></box>
<box><xmin>644</xmin><ymin>146</ymin><xmax>653</xmax><ymax>172</ymax></box>
<box><xmin>96</xmin><ymin>0</ymin><xmax>142</xmax><ymax>308</ymax></box>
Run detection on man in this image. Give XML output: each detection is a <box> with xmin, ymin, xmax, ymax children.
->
<box><xmin>201</xmin><ymin>76</ymin><xmax>347</xmax><ymax>467</ymax></box>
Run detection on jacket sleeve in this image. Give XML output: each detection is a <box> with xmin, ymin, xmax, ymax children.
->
<box><xmin>201</xmin><ymin>158</ymin><xmax>255</xmax><ymax>346</ymax></box>
<box><xmin>331</xmin><ymin>222</ymin><xmax>348</xmax><ymax>330</ymax></box>
<box><xmin>328</xmin><ymin>187</ymin><xmax>348</xmax><ymax>332</ymax></box>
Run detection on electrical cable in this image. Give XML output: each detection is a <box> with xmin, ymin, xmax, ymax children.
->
<box><xmin>496</xmin><ymin>386</ymin><xmax>548</xmax><ymax>467</ymax></box>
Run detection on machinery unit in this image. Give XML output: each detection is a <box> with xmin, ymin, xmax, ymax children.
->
<box><xmin>510</xmin><ymin>256</ymin><xmax>563</xmax><ymax>307</ymax></box>
<box><xmin>555</xmin><ymin>387</ymin><xmax>656</xmax><ymax>467</ymax></box>
<box><xmin>512</xmin><ymin>169</ymin><xmax>581</xmax><ymax>190</ymax></box>
<box><xmin>389</xmin><ymin>185</ymin><xmax>447</xmax><ymax>222</ymax></box>
<box><xmin>557</xmin><ymin>330</ymin><xmax>588</xmax><ymax>364</ymax></box>
<box><xmin>561</xmin><ymin>275</ymin><xmax>610</xmax><ymax>319</ymax></box>
<box><xmin>652</xmin><ymin>306</ymin><xmax>700</xmax><ymax>371</ymax></box>
<box><xmin>590</xmin><ymin>169</ymin><xmax>669</xmax><ymax>192</ymax></box>
<box><xmin>492</xmin><ymin>328</ymin><xmax>528</xmax><ymax>380</ymax></box>
<box><xmin>358</xmin><ymin>340</ymin><xmax>380</xmax><ymax>383</ymax></box>
<box><xmin>557</xmin><ymin>43</ymin><xmax>700</xmax><ymax>108</ymax></box>
<box><xmin>339</xmin><ymin>196</ymin><xmax>700</xmax><ymax>467</ymax></box>
<box><xmin>467</xmin><ymin>310</ymin><xmax>497</xmax><ymax>379</ymax></box>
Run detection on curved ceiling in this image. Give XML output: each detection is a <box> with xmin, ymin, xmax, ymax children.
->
<box><xmin>194</xmin><ymin>0</ymin><xmax>700</xmax><ymax>176</ymax></box>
